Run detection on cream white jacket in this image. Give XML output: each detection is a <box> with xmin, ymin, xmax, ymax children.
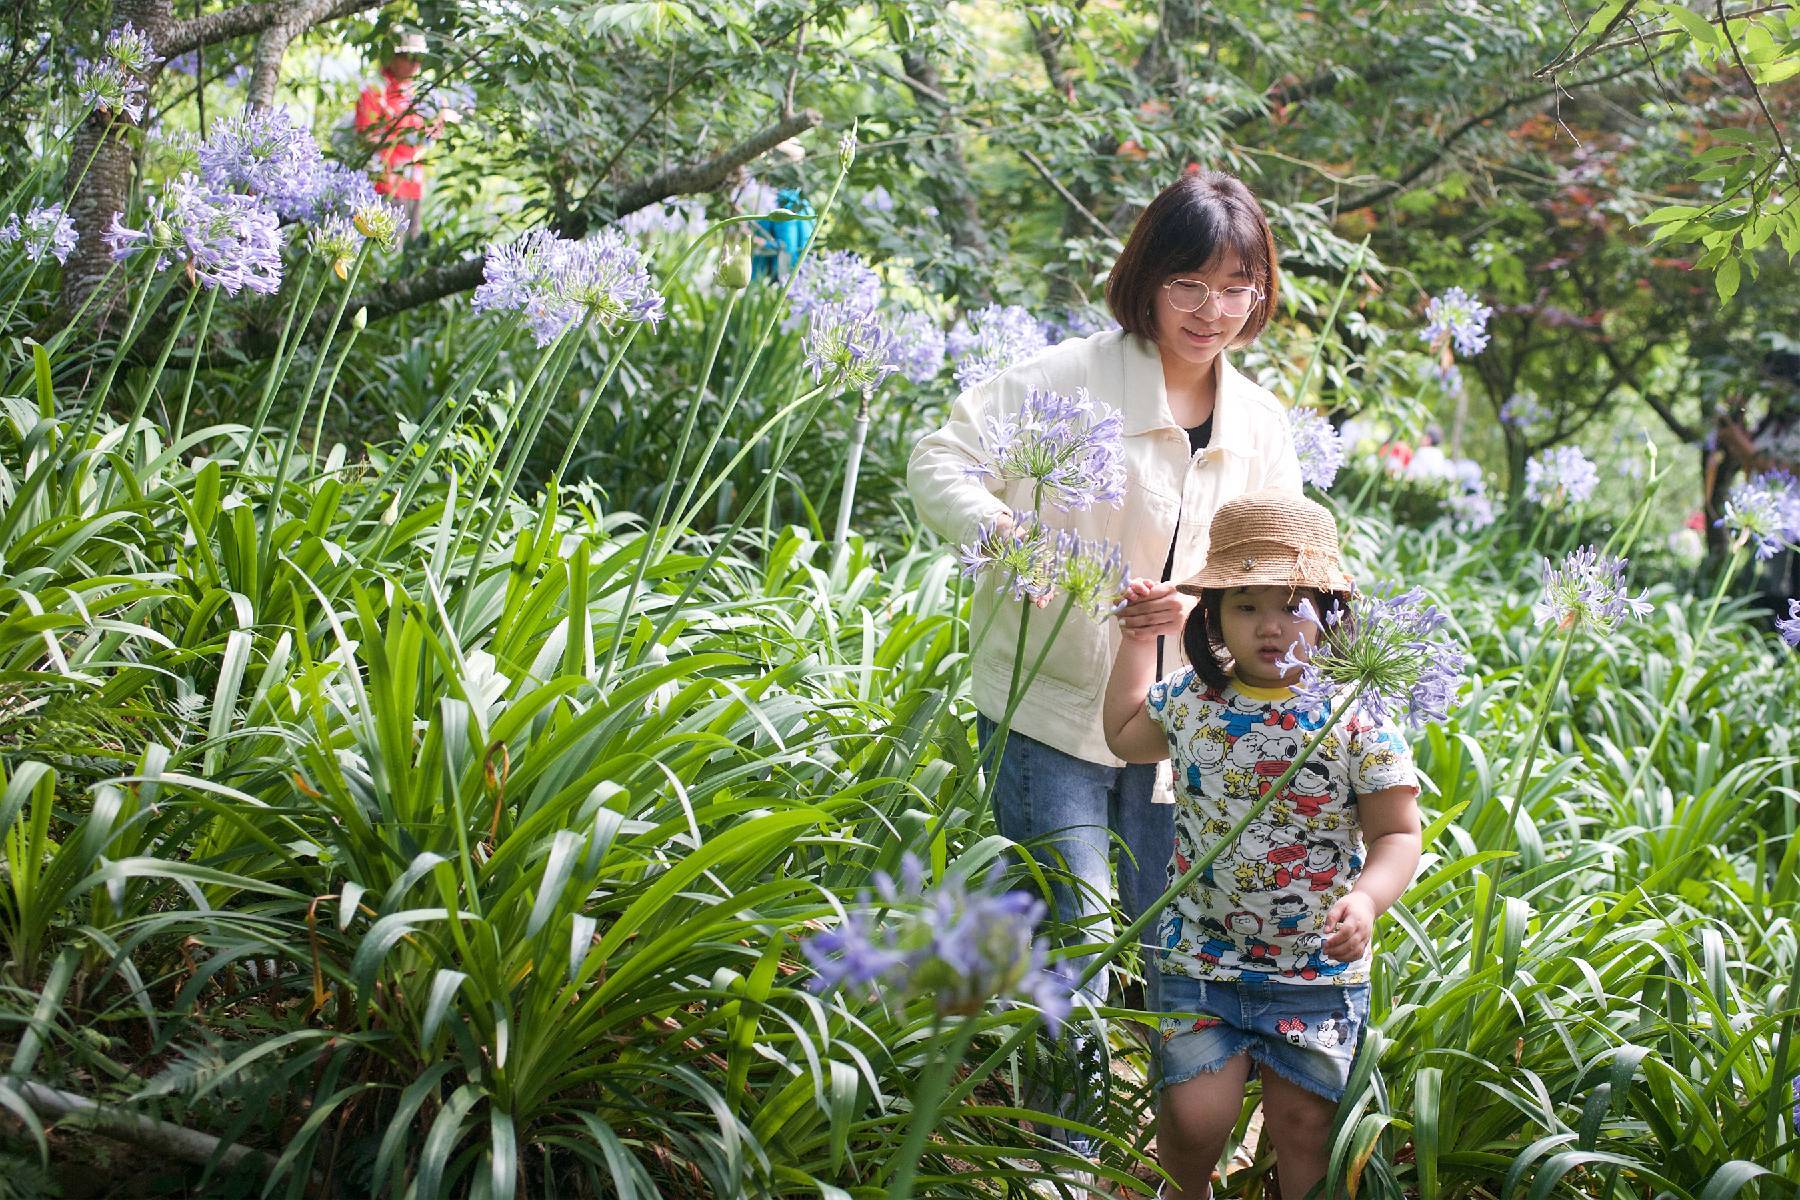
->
<box><xmin>908</xmin><ymin>329</ymin><xmax>1302</xmax><ymax>766</ymax></box>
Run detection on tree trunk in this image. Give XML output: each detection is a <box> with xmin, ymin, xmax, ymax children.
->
<box><xmin>59</xmin><ymin>0</ymin><xmax>173</xmax><ymax>322</ymax></box>
<box><xmin>897</xmin><ymin>49</ymin><xmax>989</xmax><ymax>262</ymax></box>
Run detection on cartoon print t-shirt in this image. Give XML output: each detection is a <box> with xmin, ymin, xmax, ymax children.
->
<box><xmin>1144</xmin><ymin>669</ymin><xmax>1418</xmax><ymax>986</ymax></box>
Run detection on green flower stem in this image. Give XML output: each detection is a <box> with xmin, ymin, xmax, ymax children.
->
<box><xmin>169</xmin><ymin>288</ymin><xmax>218</xmax><ymax>445</ymax></box>
<box><xmin>831</xmin><ymin>391</ymin><xmax>873</xmax><ymax>550</ymax></box>
<box><xmin>1289</xmin><ymin>237</ymin><xmax>1368</xmax><ymax>409</ymax></box>
<box><xmin>454</xmin><ymin>329</ymin><xmax>591</xmax><ymax>629</ymax></box>
<box><xmin>596</xmin><ymin>288</ymin><xmax>740</xmax><ymax>693</ymax></box>
<box><xmin>937</xmin><ymin>681</ymin><xmax>1368</xmax><ymax>1112</ymax></box>
<box><xmin>883</xmin><ymin>1016</ymin><xmax>979</xmax><ymax>1199</ymax></box>
<box><xmin>243</xmin><ymin>257</ymin><xmax>325</xmax><ymax>458</ymax></box>
<box><xmin>305</xmin><ymin>305</ymin><xmax>367</xmax><ymax>465</ymax></box>
<box><xmin>645</xmin><ymin>386</ymin><xmax>838</xmax><ymax>651</ymax></box>
<box><xmin>1521</xmin><ymin>502</ymin><xmax>1552</xmax><ymax>558</ymax></box>
<box><xmin>1618</xmin><ymin>542</ymin><xmax>1748</xmax><ymax>808</ymax></box>
<box><xmin>63</xmin><ymin>262</ymin><xmax>163</xmax><ymax>448</ymax></box>
<box><xmin>99</xmin><ymin>284</ymin><xmax>198</xmax><ymax>505</ymax></box>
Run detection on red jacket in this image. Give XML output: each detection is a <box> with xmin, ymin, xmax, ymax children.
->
<box><xmin>355</xmin><ymin>70</ymin><xmax>427</xmax><ymax>200</ymax></box>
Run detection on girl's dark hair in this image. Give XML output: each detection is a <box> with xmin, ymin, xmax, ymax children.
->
<box><xmin>1105</xmin><ymin>170</ymin><xmax>1280</xmax><ymax>344</ymax></box>
<box><xmin>1182</xmin><ymin>587</ymin><xmax>1349</xmax><ymax>691</ymax></box>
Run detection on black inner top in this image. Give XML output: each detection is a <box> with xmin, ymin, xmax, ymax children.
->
<box><xmin>1159</xmin><ymin>416</ymin><xmax>1214</xmax><ymax>583</ymax></box>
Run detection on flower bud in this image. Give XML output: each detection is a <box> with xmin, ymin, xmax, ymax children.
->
<box><xmin>717</xmin><ymin>228</ymin><xmax>752</xmax><ymax>290</ymax></box>
<box><xmin>353</xmin><ymin>306</ymin><xmax>368</xmax><ymax>330</ymax></box>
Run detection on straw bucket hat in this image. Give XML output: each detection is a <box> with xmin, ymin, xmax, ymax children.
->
<box><xmin>1175</xmin><ymin>489</ymin><xmax>1353</xmax><ymax>596</ymax></box>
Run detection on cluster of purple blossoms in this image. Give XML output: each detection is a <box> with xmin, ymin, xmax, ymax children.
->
<box><xmin>1777</xmin><ymin>599</ymin><xmax>1800</xmax><ymax>649</ymax></box>
<box><xmin>307</xmin><ymin>215</ymin><xmax>363</xmax><ymax>280</ymax></box>
<box><xmin>1284</xmin><ymin>587</ymin><xmax>1467</xmax><ymax>730</ymax></box>
<box><xmin>617</xmin><ymin>199</ymin><xmax>708</xmax><ymax>241</ymax></box>
<box><xmin>802</xmin><ymin>855</ymin><xmax>1074</xmax><ymax>1033</ymax></box>
<box><xmin>1499</xmin><ymin>393</ymin><xmax>1550</xmax><ymax>429</ymax></box>
<box><xmin>950</xmin><ymin>304</ymin><xmax>1049</xmax><ymax>390</ymax></box>
<box><xmin>1049</xmin><ymin>528</ymin><xmax>1130</xmax><ymax>619</ymax></box>
<box><xmin>960</xmin><ymin>510</ymin><xmax>1057</xmax><ymax>602</ymax></box>
<box><xmin>802</xmin><ymin>301</ymin><xmax>900</xmax><ymax>392</ymax></box>
<box><xmin>1533</xmin><ymin>547</ymin><xmax>1653</xmax><ymax>633</ymax></box>
<box><xmin>861</xmin><ymin>185</ymin><xmax>896</xmax><ymax>213</ymax></box>
<box><xmin>1038</xmin><ymin>306</ymin><xmax>1117</xmax><ymax>345</ymax></box>
<box><xmin>197</xmin><ymin>106</ymin><xmax>333</xmax><ymax>223</ymax></box>
<box><xmin>1421</xmin><ymin>286</ymin><xmax>1494</xmax><ymax>357</ymax></box>
<box><xmin>1289</xmin><ymin>407</ymin><xmax>1345</xmax><ymax>491</ymax></box>
<box><xmin>783</xmin><ymin>250</ymin><xmax>882</xmax><ymax>332</ymax></box>
<box><xmin>888</xmin><ymin>308</ymin><xmax>947</xmax><ymax>385</ymax></box>
<box><xmin>968</xmin><ymin>386</ymin><xmax>1126</xmax><ymax>512</ymax></box>
<box><xmin>1432</xmin><ymin>360</ymin><xmax>1464</xmax><ymax>397</ymax></box>
<box><xmin>75</xmin><ymin>22</ymin><xmax>161</xmax><ymax>123</ymax></box>
<box><xmin>473</xmin><ymin>227</ymin><xmax>665</xmax><ymax>347</ymax></box>
<box><xmin>1524</xmin><ymin>445</ymin><xmax>1599</xmax><ymax>508</ymax></box>
<box><xmin>1445</xmin><ymin>485</ymin><xmax>1497</xmax><ymax>532</ymax></box>
<box><xmin>105</xmin><ymin>175</ymin><xmax>285</xmax><ymax>295</ymax></box>
<box><xmin>1719</xmin><ymin>469</ymin><xmax>1800</xmax><ymax>560</ymax></box>
<box><xmin>0</xmin><ymin>203</ymin><xmax>78</xmax><ymax>265</ymax></box>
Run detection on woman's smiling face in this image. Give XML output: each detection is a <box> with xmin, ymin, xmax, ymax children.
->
<box><xmin>1152</xmin><ymin>251</ymin><xmax>1256</xmax><ymax>375</ymax></box>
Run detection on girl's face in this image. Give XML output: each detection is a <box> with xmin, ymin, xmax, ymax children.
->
<box><xmin>1152</xmin><ymin>251</ymin><xmax>1258</xmax><ymax>376</ymax></box>
<box><xmin>1219</xmin><ymin>585</ymin><xmax>1319</xmax><ymax>689</ymax></box>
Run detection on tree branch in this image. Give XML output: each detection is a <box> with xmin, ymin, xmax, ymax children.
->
<box><xmin>348</xmin><ymin>108</ymin><xmax>823</xmax><ymax>325</ymax></box>
<box><xmin>162</xmin><ymin>0</ymin><xmax>387</xmax><ymax>57</ymax></box>
<box><xmin>1330</xmin><ymin>57</ymin><xmax>1664</xmax><ymax>212</ymax></box>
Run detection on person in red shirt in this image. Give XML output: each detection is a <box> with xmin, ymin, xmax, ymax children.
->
<box><xmin>355</xmin><ymin>32</ymin><xmax>441</xmax><ymax>240</ymax></box>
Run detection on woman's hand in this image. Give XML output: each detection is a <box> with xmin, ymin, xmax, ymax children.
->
<box><xmin>1116</xmin><ymin>579</ymin><xmax>1196</xmax><ymax>640</ymax></box>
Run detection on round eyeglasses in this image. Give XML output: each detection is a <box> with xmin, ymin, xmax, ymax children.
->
<box><xmin>1163</xmin><ymin>279</ymin><xmax>1263</xmax><ymax>317</ymax></box>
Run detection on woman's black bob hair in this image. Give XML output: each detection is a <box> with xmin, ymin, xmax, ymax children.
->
<box><xmin>1181</xmin><ymin>585</ymin><xmax>1352</xmax><ymax>691</ymax></box>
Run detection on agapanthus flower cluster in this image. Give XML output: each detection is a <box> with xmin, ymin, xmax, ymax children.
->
<box><xmin>861</xmin><ymin>185</ymin><xmax>896</xmax><ymax>213</ymax></box>
<box><xmin>1719</xmin><ymin>469</ymin><xmax>1800</xmax><ymax>560</ymax></box>
<box><xmin>1532</xmin><ymin>546</ymin><xmax>1652</xmax><ymax>633</ymax></box>
<box><xmin>1050</xmin><ymin>528</ymin><xmax>1130</xmax><ymax>619</ymax></box>
<box><xmin>1777</xmin><ymin>599</ymin><xmax>1800</xmax><ymax>649</ymax></box>
<box><xmin>783</xmin><ymin>249</ymin><xmax>881</xmax><ymax>331</ymax></box>
<box><xmin>968</xmin><ymin>386</ymin><xmax>1126</xmax><ymax>512</ymax></box>
<box><xmin>1038</xmin><ymin>306</ymin><xmax>1117</xmax><ymax>345</ymax></box>
<box><xmin>959</xmin><ymin>510</ymin><xmax>1057</xmax><ymax>602</ymax></box>
<box><xmin>1499</xmin><ymin>392</ymin><xmax>1550</xmax><ymax>429</ymax></box>
<box><xmin>950</xmin><ymin>304</ymin><xmax>1049</xmax><ymax>390</ymax></box>
<box><xmin>1432</xmin><ymin>360</ymin><xmax>1464</xmax><ymax>397</ymax></box>
<box><xmin>197</xmin><ymin>106</ymin><xmax>331</xmax><ymax>223</ymax></box>
<box><xmin>889</xmin><ymin>308</ymin><xmax>947</xmax><ymax>384</ymax></box>
<box><xmin>802</xmin><ymin>855</ymin><xmax>1074</xmax><ymax>1033</ymax></box>
<box><xmin>1524</xmin><ymin>445</ymin><xmax>1599</xmax><ymax>508</ymax></box>
<box><xmin>732</xmin><ymin>177</ymin><xmax>779</xmax><ymax>215</ymax></box>
<box><xmin>1282</xmin><ymin>587</ymin><xmax>1467</xmax><ymax>730</ymax></box>
<box><xmin>307</xmin><ymin>215</ymin><xmax>363</xmax><ymax>280</ymax></box>
<box><xmin>1421</xmin><ymin>286</ymin><xmax>1494</xmax><ymax>357</ymax></box>
<box><xmin>802</xmin><ymin>302</ymin><xmax>900</xmax><ymax>392</ymax></box>
<box><xmin>1289</xmin><ymin>407</ymin><xmax>1345</xmax><ymax>491</ymax></box>
<box><xmin>618</xmin><ymin>199</ymin><xmax>708</xmax><ymax>241</ymax></box>
<box><xmin>472</xmin><ymin>227</ymin><xmax>665</xmax><ymax>346</ymax></box>
<box><xmin>1446</xmin><ymin>487</ymin><xmax>1496</xmax><ymax>532</ymax></box>
<box><xmin>75</xmin><ymin>22</ymin><xmax>161</xmax><ymax>123</ymax></box>
<box><xmin>351</xmin><ymin>199</ymin><xmax>407</xmax><ymax>251</ymax></box>
<box><xmin>0</xmin><ymin>203</ymin><xmax>78</xmax><ymax>265</ymax></box>
<box><xmin>105</xmin><ymin>176</ymin><xmax>285</xmax><ymax>295</ymax></box>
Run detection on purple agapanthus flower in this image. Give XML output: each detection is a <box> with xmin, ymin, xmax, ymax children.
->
<box><xmin>104</xmin><ymin>21</ymin><xmax>162</xmax><ymax>74</ymax></box>
<box><xmin>198</xmin><ymin>106</ymin><xmax>329</xmax><ymax>222</ymax></box>
<box><xmin>1446</xmin><ymin>486</ymin><xmax>1497</xmax><ymax>532</ymax></box>
<box><xmin>1422</xmin><ymin>286</ymin><xmax>1493</xmax><ymax>357</ymax></box>
<box><xmin>1289</xmin><ymin>407</ymin><xmax>1344</xmax><ymax>491</ymax></box>
<box><xmin>803</xmin><ymin>854</ymin><xmax>1074</xmax><ymax>1034</ymax></box>
<box><xmin>1776</xmin><ymin>599</ymin><xmax>1800</xmax><ymax>649</ymax></box>
<box><xmin>617</xmin><ymin>199</ymin><xmax>707</xmax><ymax>241</ymax></box>
<box><xmin>1719</xmin><ymin>469</ymin><xmax>1800</xmax><ymax>560</ymax></box>
<box><xmin>861</xmin><ymin>185</ymin><xmax>896</xmax><ymax>213</ymax></box>
<box><xmin>1038</xmin><ymin>305</ymin><xmax>1118</xmax><ymax>345</ymax></box>
<box><xmin>104</xmin><ymin>176</ymin><xmax>285</xmax><ymax>295</ymax></box>
<box><xmin>888</xmin><ymin>309</ymin><xmax>947</xmax><ymax>385</ymax></box>
<box><xmin>308</xmin><ymin>214</ymin><xmax>362</xmax><ymax>280</ymax></box>
<box><xmin>310</xmin><ymin>162</ymin><xmax>380</xmax><ymax>223</ymax></box>
<box><xmin>1533</xmin><ymin>546</ymin><xmax>1653</xmax><ymax>633</ymax></box>
<box><xmin>783</xmin><ymin>249</ymin><xmax>882</xmax><ymax>331</ymax></box>
<box><xmin>1499</xmin><ymin>393</ymin><xmax>1549</xmax><ymax>429</ymax></box>
<box><xmin>968</xmin><ymin>386</ymin><xmax>1126</xmax><ymax>512</ymax></box>
<box><xmin>1050</xmin><ymin>527</ymin><xmax>1130</xmax><ymax>619</ymax></box>
<box><xmin>473</xmin><ymin>228</ymin><xmax>664</xmax><ymax>346</ymax></box>
<box><xmin>950</xmin><ymin>303</ymin><xmax>1049</xmax><ymax>390</ymax></box>
<box><xmin>802</xmin><ymin>302</ymin><xmax>900</xmax><ymax>392</ymax></box>
<box><xmin>74</xmin><ymin>59</ymin><xmax>145</xmax><ymax>123</ymax></box>
<box><xmin>1287</xmin><ymin>585</ymin><xmax>1468</xmax><ymax>730</ymax></box>
<box><xmin>1432</xmin><ymin>359</ymin><xmax>1464</xmax><ymax>397</ymax></box>
<box><xmin>0</xmin><ymin>203</ymin><xmax>78</xmax><ymax>265</ymax></box>
<box><xmin>1524</xmin><ymin>445</ymin><xmax>1599</xmax><ymax>508</ymax></box>
<box><xmin>959</xmin><ymin>510</ymin><xmax>1056</xmax><ymax>602</ymax></box>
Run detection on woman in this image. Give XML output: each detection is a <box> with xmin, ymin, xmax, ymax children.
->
<box><xmin>907</xmin><ymin>170</ymin><xmax>1302</xmax><ymax>1156</ymax></box>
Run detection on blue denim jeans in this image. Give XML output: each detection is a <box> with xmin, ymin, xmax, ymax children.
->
<box><xmin>976</xmin><ymin>715</ymin><xmax>1174</xmax><ymax>1002</ymax></box>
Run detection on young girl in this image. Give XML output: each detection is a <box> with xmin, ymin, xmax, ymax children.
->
<box><xmin>1102</xmin><ymin>489</ymin><xmax>1422</xmax><ymax>1198</ymax></box>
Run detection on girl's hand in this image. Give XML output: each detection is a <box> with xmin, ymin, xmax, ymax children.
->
<box><xmin>1116</xmin><ymin>579</ymin><xmax>1195</xmax><ymax>640</ymax></box>
<box><xmin>1322</xmin><ymin>892</ymin><xmax>1378</xmax><ymax>961</ymax></box>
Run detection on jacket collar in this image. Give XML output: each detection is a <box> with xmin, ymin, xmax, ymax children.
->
<box><xmin>1119</xmin><ymin>332</ymin><xmax>1256</xmax><ymax>456</ymax></box>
